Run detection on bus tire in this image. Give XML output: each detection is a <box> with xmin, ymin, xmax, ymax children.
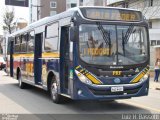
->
<box><xmin>18</xmin><ymin>72</ymin><xmax>26</xmax><ymax>89</ymax></box>
<box><xmin>50</xmin><ymin>77</ymin><xmax>64</xmax><ymax>104</ymax></box>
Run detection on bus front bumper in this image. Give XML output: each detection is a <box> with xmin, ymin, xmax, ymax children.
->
<box><xmin>73</xmin><ymin>78</ymin><xmax>149</xmax><ymax>100</ymax></box>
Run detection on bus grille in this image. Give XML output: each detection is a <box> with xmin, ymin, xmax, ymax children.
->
<box><xmin>89</xmin><ymin>87</ymin><xmax>142</xmax><ymax>96</ymax></box>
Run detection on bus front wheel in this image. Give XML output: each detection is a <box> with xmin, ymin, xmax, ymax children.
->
<box><xmin>50</xmin><ymin>77</ymin><xmax>64</xmax><ymax>104</ymax></box>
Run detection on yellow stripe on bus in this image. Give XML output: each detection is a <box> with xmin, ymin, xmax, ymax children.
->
<box><xmin>42</xmin><ymin>52</ymin><xmax>60</xmax><ymax>58</ymax></box>
<box><xmin>86</xmin><ymin>74</ymin><xmax>102</xmax><ymax>84</ymax></box>
<box><xmin>13</xmin><ymin>53</ymin><xmax>34</xmax><ymax>58</ymax></box>
<box><xmin>131</xmin><ymin>66</ymin><xmax>150</xmax><ymax>83</ymax></box>
<box><xmin>131</xmin><ymin>73</ymin><xmax>144</xmax><ymax>83</ymax></box>
<box><xmin>13</xmin><ymin>52</ymin><xmax>60</xmax><ymax>58</ymax></box>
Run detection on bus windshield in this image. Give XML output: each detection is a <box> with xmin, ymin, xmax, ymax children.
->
<box><xmin>79</xmin><ymin>24</ymin><xmax>148</xmax><ymax>66</ymax></box>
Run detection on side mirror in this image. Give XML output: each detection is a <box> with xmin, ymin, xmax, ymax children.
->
<box><xmin>69</xmin><ymin>27</ymin><xmax>76</xmax><ymax>42</ymax></box>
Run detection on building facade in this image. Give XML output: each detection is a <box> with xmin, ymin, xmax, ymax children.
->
<box><xmin>29</xmin><ymin>0</ymin><xmax>108</xmax><ymax>23</ymax></box>
<box><xmin>29</xmin><ymin>0</ymin><xmax>79</xmax><ymax>23</ymax></box>
<box><xmin>79</xmin><ymin>0</ymin><xmax>107</xmax><ymax>6</ymax></box>
<box><xmin>29</xmin><ymin>0</ymin><xmax>40</xmax><ymax>23</ymax></box>
<box><xmin>41</xmin><ymin>0</ymin><xmax>66</xmax><ymax>18</ymax></box>
<box><xmin>66</xmin><ymin>0</ymin><xmax>77</xmax><ymax>9</ymax></box>
<box><xmin>29</xmin><ymin>0</ymin><xmax>66</xmax><ymax>23</ymax></box>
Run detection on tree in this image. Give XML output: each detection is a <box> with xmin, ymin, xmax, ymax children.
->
<box><xmin>3</xmin><ymin>9</ymin><xmax>15</xmax><ymax>34</ymax></box>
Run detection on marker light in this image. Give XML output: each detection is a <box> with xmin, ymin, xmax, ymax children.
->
<box><xmin>140</xmin><ymin>74</ymin><xmax>149</xmax><ymax>82</ymax></box>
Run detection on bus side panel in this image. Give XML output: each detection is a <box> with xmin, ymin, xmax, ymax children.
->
<box><xmin>20</xmin><ymin>57</ymin><xmax>31</xmax><ymax>82</ymax></box>
<box><xmin>13</xmin><ymin>56</ymin><xmax>21</xmax><ymax>79</ymax></box>
<box><xmin>6</xmin><ymin>55</ymin><xmax>10</xmax><ymax>75</ymax></box>
<box><xmin>41</xmin><ymin>58</ymin><xmax>60</xmax><ymax>87</ymax></box>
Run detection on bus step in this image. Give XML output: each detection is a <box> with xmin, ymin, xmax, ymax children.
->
<box><xmin>37</xmin><ymin>82</ymin><xmax>42</xmax><ymax>85</ymax></box>
<box><xmin>60</xmin><ymin>94</ymin><xmax>71</xmax><ymax>98</ymax></box>
<box><xmin>35</xmin><ymin>84</ymin><xmax>43</xmax><ymax>89</ymax></box>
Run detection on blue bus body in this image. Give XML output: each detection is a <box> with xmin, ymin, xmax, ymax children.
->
<box><xmin>6</xmin><ymin>7</ymin><xmax>150</xmax><ymax>103</ymax></box>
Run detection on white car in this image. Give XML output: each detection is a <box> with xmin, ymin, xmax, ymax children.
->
<box><xmin>0</xmin><ymin>57</ymin><xmax>6</xmax><ymax>70</ymax></box>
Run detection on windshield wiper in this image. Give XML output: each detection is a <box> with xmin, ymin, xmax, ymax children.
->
<box><xmin>96</xmin><ymin>22</ymin><xmax>111</xmax><ymax>55</ymax></box>
<box><xmin>122</xmin><ymin>31</ymin><xmax>126</xmax><ymax>56</ymax></box>
<box><xmin>121</xmin><ymin>25</ymin><xmax>134</xmax><ymax>57</ymax></box>
<box><xmin>123</xmin><ymin>24</ymin><xmax>134</xmax><ymax>44</ymax></box>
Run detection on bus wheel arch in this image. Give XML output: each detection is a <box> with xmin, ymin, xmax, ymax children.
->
<box><xmin>47</xmin><ymin>71</ymin><xmax>64</xmax><ymax>104</ymax></box>
<box><xmin>47</xmin><ymin>71</ymin><xmax>56</xmax><ymax>92</ymax></box>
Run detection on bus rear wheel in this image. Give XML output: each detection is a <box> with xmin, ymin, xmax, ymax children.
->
<box><xmin>18</xmin><ymin>72</ymin><xmax>27</xmax><ymax>89</ymax></box>
<box><xmin>50</xmin><ymin>77</ymin><xmax>64</xmax><ymax>104</ymax></box>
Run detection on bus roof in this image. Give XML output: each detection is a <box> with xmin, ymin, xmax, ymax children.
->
<box><xmin>9</xmin><ymin>6</ymin><xmax>142</xmax><ymax>37</ymax></box>
<box><xmin>9</xmin><ymin>7</ymin><xmax>77</xmax><ymax>37</ymax></box>
<box><xmin>79</xmin><ymin>6</ymin><xmax>141</xmax><ymax>12</ymax></box>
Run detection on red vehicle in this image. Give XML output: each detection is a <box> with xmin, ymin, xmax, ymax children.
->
<box><xmin>0</xmin><ymin>57</ymin><xmax>6</xmax><ymax>70</ymax></box>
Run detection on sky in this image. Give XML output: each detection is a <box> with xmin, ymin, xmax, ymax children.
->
<box><xmin>0</xmin><ymin>0</ymin><xmax>29</xmax><ymax>35</ymax></box>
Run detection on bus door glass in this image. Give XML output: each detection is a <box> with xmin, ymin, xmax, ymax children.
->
<box><xmin>60</xmin><ymin>26</ymin><xmax>71</xmax><ymax>94</ymax></box>
<box><xmin>20</xmin><ymin>34</ymin><xmax>28</xmax><ymax>80</ymax></box>
<box><xmin>9</xmin><ymin>39</ymin><xmax>14</xmax><ymax>77</ymax></box>
<box><xmin>34</xmin><ymin>33</ymin><xmax>43</xmax><ymax>84</ymax></box>
<box><xmin>27</xmin><ymin>31</ymin><xmax>34</xmax><ymax>82</ymax></box>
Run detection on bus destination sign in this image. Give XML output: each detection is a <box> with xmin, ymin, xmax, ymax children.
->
<box><xmin>80</xmin><ymin>8</ymin><xmax>142</xmax><ymax>21</ymax></box>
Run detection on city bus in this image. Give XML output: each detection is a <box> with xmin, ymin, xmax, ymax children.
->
<box><xmin>6</xmin><ymin>6</ymin><xmax>150</xmax><ymax>103</ymax></box>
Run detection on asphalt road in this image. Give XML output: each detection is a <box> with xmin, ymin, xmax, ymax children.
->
<box><xmin>0</xmin><ymin>71</ymin><xmax>160</xmax><ymax>120</ymax></box>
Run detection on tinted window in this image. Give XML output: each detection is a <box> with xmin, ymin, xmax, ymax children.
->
<box><xmin>28</xmin><ymin>31</ymin><xmax>34</xmax><ymax>52</ymax></box>
<box><xmin>79</xmin><ymin>24</ymin><xmax>148</xmax><ymax>65</ymax></box>
<box><xmin>45</xmin><ymin>22</ymin><xmax>59</xmax><ymax>51</ymax></box>
<box><xmin>21</xmin><ymin>34</ymin><xmax>27</xmax><ymax>53</ymax></box>
<box><xmin>46</xmin><ymin>22</ymin><xmax>58</xmax><ymax>38</ymax></box>
<box><xmin>45</xmin><ymin>37</ymin><xmax>58</xmax><ymax>51</ymax></box>
<box><xmin>15</xmin><ymin>36</ymin><xmax>21</xmax><ymax>53</ymax></box>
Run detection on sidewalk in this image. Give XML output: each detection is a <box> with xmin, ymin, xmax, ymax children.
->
<box><xmin>150</xmin><ymin>77</ymin><xmax>160</xmax><ymax>90</ymax></box>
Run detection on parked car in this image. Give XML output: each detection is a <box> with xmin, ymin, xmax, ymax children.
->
<box><xmin>0</xmin><ymin>57</ymin><xmax>6</xmax><ymax>70</ymax></box>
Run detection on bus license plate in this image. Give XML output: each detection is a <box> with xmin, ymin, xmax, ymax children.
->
<box><xmin>111</xmin><ymin>86</ymin><xmax>124</xmax><ymax>92</ymax></box>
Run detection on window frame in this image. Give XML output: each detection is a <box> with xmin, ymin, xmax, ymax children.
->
<box><xmin>148</xmin><ymin>21</ymin><xmax>152</xmax><ymax>28</ymax></box>
<box><xmin>149</xmin><ymin>0</ymin><xmax>153</xmax><ymax>6</ymax></box>
<box><xmin>20</xmin><ymin>33</ymin><xmax>28</xmax><ymax>53</ymax></box>
<box><xmin>50</xmin><ymin>11</ymin><xmax>57</xmax><ymax>16</ymax></box>
<box><xmin>27</xmin><ymin>30</ymin><xmax>35</xmax><ymax>53</ymax></box>
<box><xmin>44</xmin><ymin>22</ymin><xmax>59</xmax><ymax>52</ymax></box>
<box><xmin>14</xmin><ymin>35</ymin><xmax>21</xmax><ymax>53</ymax></box>
<box><xmin>50</xmin><ymin>1</ymin><xmax>57</xmax><ymax>8</ymax></box>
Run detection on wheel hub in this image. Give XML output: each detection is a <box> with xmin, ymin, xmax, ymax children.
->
<box><xmin>51</xmin><ymin>82</ymin><xmax>57</xmax><ymax>100</ymax></box>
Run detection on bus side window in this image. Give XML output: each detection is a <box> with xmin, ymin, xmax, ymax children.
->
<box><xmin>45</xmin><ymin>22</ymin><xmax>59</xmax><ymax>51</ymax></box>
<box><xmin>14</xmin><ymin>36</ymin><xmax>21</xmax><ymax>53</ymax></box>
<box><xmin>28</xmin><ymin>31</ymin><xmax>34</xmax><ymax>53</ymax></box>
<box><xmin>7</xmin><ymin>39</ymin><xmax>11</xmax><ymax>55</ymax></box>
<box><xmin>21</xmin><ymin>34</ymin><xmax>27</xmax><ymax>53</ymax></box>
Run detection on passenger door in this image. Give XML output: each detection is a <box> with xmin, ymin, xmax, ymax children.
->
<box><xmin>26</xmin><ymin>31</ymin><xmax>34</xmax><ymax>82</ymax></box>
<box><xmin>10</xmin><ymin>40</ymin><xmax>14</xmax><ymax>77</ymax></box>
<box><xmin>34</xmin><ymin>33</ymin><xmax>43</xmax><ymax>85</ymax></box>
<box><xmin>60</xmin><ymin>26</ymin><xmax>70</xmax><ymax>94</ymax></box>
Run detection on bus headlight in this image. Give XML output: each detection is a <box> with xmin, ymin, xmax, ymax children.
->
<box><xmin>75</xmin><ymin>70</ymin><xmax>92</xmax><ymax>85</ymax></box>
<box><xmin>78</xmin><ymin>74</ymin><xmax>92</xmax><ymax>85</ymax></box>
<box><xmin>140</xmin><ymin>74</ymin><xmax>149</xmax><ymax>82</ymax></box>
